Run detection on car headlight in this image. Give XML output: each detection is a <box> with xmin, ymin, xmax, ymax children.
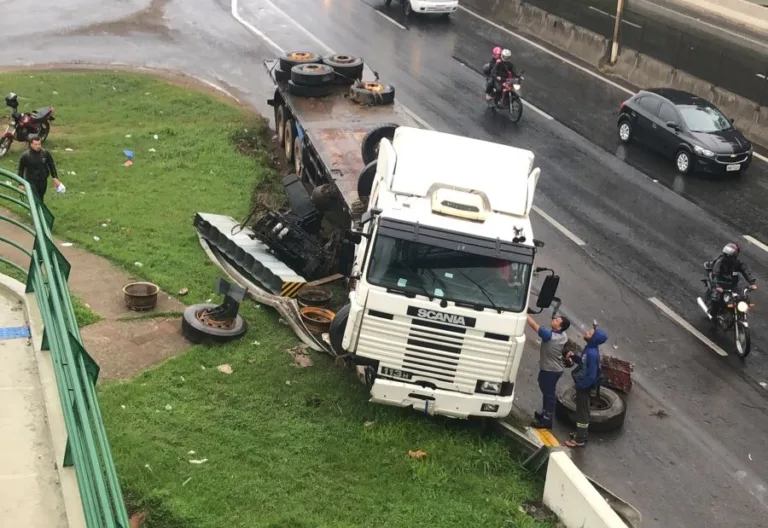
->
<box><xmin>693</xmin><ymin>145</ymin><xmax>715</xmax><ymax>158</ymax></box>
<box><xmin>737</xmin><ymin>301</ymin><xmax>749</xmax><ymax>313</ymax></box>
<box><xmin>480</xmin><ymin>381</ymin><xmax>502</xmax><ymax>394</ymax></box>
<box><xmin>512</xmin><ymin>84</ymin><xmax>521</xmax><ymax>92</ymax></box>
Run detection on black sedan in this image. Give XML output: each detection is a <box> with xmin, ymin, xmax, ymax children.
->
<box><xmin>617</xmin><ymin>88</ymin><xmax>753</xmax><ymax>175</ymax></box>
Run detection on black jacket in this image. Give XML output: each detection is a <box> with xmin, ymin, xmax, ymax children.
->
<box><xmin>711</xmin><ymin>255</ymin><xmax>756</xmax><ymax>289</ymax></box>
<box><xmin>17</xmin><ymin>148</ymin><xmax>58</xmax><ymax>188</ymax></box>
<box><xmin>490</xmin><ymin>60</ymin><xmax>518</xmax><ymax>80</ymax></box>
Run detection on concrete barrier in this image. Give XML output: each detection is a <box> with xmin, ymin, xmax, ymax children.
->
<box><xmin>461</xmin><ymin>0</ymin><xmax>768</xmax><ymax>148</ymax></box>
<box><xmin>654</xmin><ymin>0</ymin><xmax>768</xmax><ymax>34</ymax></box>
<box><xmin>543</xmin><ymin>451</ymin><xmax>630</xmax><ymax>528</ymax></box>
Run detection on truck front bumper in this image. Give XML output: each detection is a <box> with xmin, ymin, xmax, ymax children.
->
<box><xmin>369</xmin><ymin>378</ymin><xmax>514</xmax><ymax>419</ymax></box>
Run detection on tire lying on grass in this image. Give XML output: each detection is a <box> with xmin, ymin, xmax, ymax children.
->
<box><xmin>349</xmin><ymin>81</ymin><xmax>395</xmax><ymax>106</ymax></box>
<box><xmin>361</xmin><ymin>123</ymin><xmax>399</xmax><ymax>165</ymax></box>
<box><xmin>287</xmin><ymin>80</ymin><xmax>335</xmax><ymax>98</ymax></box>
<box><xmin>555</xmin><ymin>384</ymin><xmax>627</xmax><ymax>432</ymax></box>
<box><xmin>279</xmin><ymin>51</ymin><xmax>322</xmax><ymax>71</ymax></box>
<box><xmin>181</xmin><ymin>303</ymin><xmax>248</xmax><ymax>344</ymax></box>
<box><xmin>291</xmin><ymin>63</ymin><xmax>335</xmax><ymax>86</ymax></box>
<box><xmin>322</xmin><ymin>54</ymin><xmax>364</xmax><ymax>82</ymax></box>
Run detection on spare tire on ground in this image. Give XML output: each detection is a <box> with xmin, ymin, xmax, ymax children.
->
<box><xmin>290</xmin><ymin>63</ymin><xmax>335</xmax><ymax>86</ymax></box>
<box><xmin>329</xmin><ymin>303</ymin><xmax>351</xmax><ymax>356</ymax></box>
<box><xmin>181</xmin><ymin>303</ymin><xmax>248</xmax><ymax>344</ymax></box>
<box><xmin>361</xmin><ymin>123</ymin><xmax>399</xmax><ymax>165</ymax></box>
<box><xmin>555</xmin><ymin>384</ymin><xmax>627</xmax><ymax>432</ymax></box>
<box><xmin>322</xmin><ymin>54</ymin><xmax>364</xmax><ymax>81</ymax></box>
<box><xmin>279</xmin><ymin>51</ymin><xmax>323</xmax><ymax>71</ymax></box>
<box><xmin>349</xmin><ymin>81</ymin><xmax>395</xmax><ymax>106</ymax></box>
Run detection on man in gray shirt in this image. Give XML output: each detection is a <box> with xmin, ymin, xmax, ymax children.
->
<box><xmin>526</xmin><ymin>313</ymin><xmax>570</xmax><ymax>429</ymax></box>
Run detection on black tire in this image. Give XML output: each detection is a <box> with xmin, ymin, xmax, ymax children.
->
<box><xmin>0</xmin><ymin>137</ymin><xmax>11</xmax><ymax>158</ymax></box>
<box><xmin>555</xmin><ymin>384</ymin><xmax>627</xmax><ymax>432</ymax></box>
<box><xmin>361</xmin><ymin>123</ymin><xmax>399</xmax><ymax>165</ymax></box>
<box><xmin>357</xmin><ymin>160</ymin><xmax>377</xmax><ymax>198</ymax></box>
<box><xmin>274</xmin><ymin>67</ymin><xmax>290</xmax><ymax>83</ymax></box>
<box><xmin>293</xmin><ymin>135</ymin><xmax>305</xmax><ymax>180</ymax></box>
<box><xmin>38</xmin><ymin>122</ymin><xmax>51</xmax><ymax>142</ymax></box>
<box><xmin>508</xmin><ymin>96</ymin><xmax>523</xmax><ymax>123</ymax></box>
<box><xmin>617</xmin><ymin>118</ymin><xmax>633</xmax><ymax>143</ymax></box>
<box><xmin>275</xmin><ymin>104</ymin><xmax>287</xmax><ymax>145</ymax></box>
<box><xmin>349</xmin><ymin>82</ymin><xmax>395</xmax><ymax>106</ymax></box>
<box><xmin>290</xmin><ymin>63</ymin><xmax>335</xmax><ymax>86</ymax></box>
<box><xmin>322</xmin><ymin>54</ymin><xmax>364</xmax><ymax>81</ymax></box>
<box><xmin>675</xmin><ymin>149</ymin><xmax>692</xmax><ymax>175</ymax></box>
<box><xmin>404</xmin><ymin>0</ymin><xmax>412</xmax><ymax>16</ymax></box>
<box><xmin>284</xmin><ymin>119</ymin><xmax>295</xmax><ymax>164</ymax></box>
<box><xmin>329</xmin><ymin>303</ymin><xmax>351</xmax><ymax>355</ymax></box>
<box><xmin>279</xmin><ymin>51</ymin><xmax>322</xmax><ymax>72</ymax></box>
<box><xmin>181</xmin><ymin>303</ymin><xmax>248</xmax><ymax>344</ymax></box>
<box><xmin>287</xmin><ymin>80</ymin><xmax>334</xmax><ymax>98</ymax></box>
<box><xmin>736</xmin><ymin>320</ymin><xmax>751</xmax><ymax>359</ymax></box>
<box><xmin>384</xmin><ymin>0</ymin><xmax>392</xmax><ymax>5</ymax></box>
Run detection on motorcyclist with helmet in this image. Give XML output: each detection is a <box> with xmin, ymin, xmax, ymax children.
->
<box><xmin>485</xmin><ymin>48</ymin><xmax>520</xmax><ymax>104</ymax></box>
<box><xmin>707</xmin><ymin>242</ymin><xmax>757</xmax><ymax>317</ymax></box>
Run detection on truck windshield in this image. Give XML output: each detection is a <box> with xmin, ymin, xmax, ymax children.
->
<box><xmin>366</xmin><ymin>234</ymin><xmax>531</xmax><ymax>312</ymax></box>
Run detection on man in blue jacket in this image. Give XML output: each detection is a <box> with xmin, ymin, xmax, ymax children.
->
<box><xmin>564</xmin><ymin>326</ymin><xmax>607</xmax><ymax>448</ymax></box>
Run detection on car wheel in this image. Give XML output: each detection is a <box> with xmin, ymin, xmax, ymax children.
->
<box><xmin>675</xmin><ymin>149</ymin><xmax>692</xmax><ymax>174</ymax></box>
<box><xmin>361</xmin><ymin>123</ymin><xmax>399</xmax><ymax>165</ymax></box>
<box><xmin>555</xmin><ymin>384</ymin><xmax>627</xmax><ymax>432</ymax></box>
<box><xmin>617</xmin><ymin>119</ymin><xmax>633</xmax><ymax>143</ymax></box>
<box><xmin>357</xmin><ymin>160</ymin><xmax>378</xmax><ymax>198</ymax></box>
<box><xmin>329</xmin><ymin>303</ymin><xmax>351</xmax><ymax>356</ymax></box>
<box><xmin>290</xmin><ymin>63</ymin><xmax>335</xmax><ymax>86</ymax></box>
<box><xmin>181</xmin><ymin>303</ymin><xmax>248</xmax><ymax>344</ymax></box>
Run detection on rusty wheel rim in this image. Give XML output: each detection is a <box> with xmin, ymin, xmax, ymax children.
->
<box><xmin>363</xmin><ymin>82</ymin><xmax>385</xmax><ymax>92</ymax></box>
<box><xmin>197</xmin><ymin>309</ymin><xmax>234</xmax><ymax>329</ymax></box>
<box><xmin>289</xmin><ymin>51</ymin><xmax>314</xmax><ymax>60</ymax></box>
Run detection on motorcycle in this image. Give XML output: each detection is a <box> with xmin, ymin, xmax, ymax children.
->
<box><xmin>0</xmin><ymin>93</ymin><xmax>56</xmax><ymax>158</ymax></box>
<box><xmin>484</xmin><ymin>70</ymin><xmax>524</xmax><ymax>123</ymax></box>
<box><xmin>696</xmin><ymin>263</ymin><xmax>754</xmax><ymax>358</ymax></box>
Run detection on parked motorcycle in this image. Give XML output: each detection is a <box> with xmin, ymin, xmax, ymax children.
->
<box><xmin>0</xmin><ymin>93</ymin><xmax>55</xmax><ymax>158</ymax></box>
<box><xmin>696</xmin><ymin>262</ymin><xmax>754</xmax><ymax>358</ymax></box>
<box><xmin>484</xmin><ymin>71</ymin><xmax>524</xmax><ymax>123</ymax></box>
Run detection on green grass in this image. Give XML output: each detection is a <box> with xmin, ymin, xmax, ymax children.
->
<box><xmin>0</xmin><ymin>72</ymin><xmax>553</xmax><ymax>528</ymax></box>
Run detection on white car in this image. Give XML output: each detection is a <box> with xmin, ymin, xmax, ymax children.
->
<box><xmin>384</xmin><ymin>0</ymin><xmax>459</xmax><ymax>18</ymax></box>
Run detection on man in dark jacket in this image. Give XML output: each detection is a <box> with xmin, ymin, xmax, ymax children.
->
<box><xmin>708</xmin><ymin>242</ymin><xmax>757</xmax><ymax>317</ymax></box>
<box><xmin>564</xmin><ymin>326</ymin><xmax>607</xmax><ymax>448</ymax></box>
<box><xmin>17</xmin><ymin>137</ymin><xmax>62</xmax><ymax>203</ymax></box>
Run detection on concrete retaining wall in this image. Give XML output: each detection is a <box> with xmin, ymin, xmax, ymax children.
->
<box><xmin>461</xmin><ymin>0</ymin><xmax>768</xmax><ymax>148</ymax></box>
<box><xmin>543</xmin><ymin>451</ymin><xmax>629</xmax><ymax>528</ymax></box>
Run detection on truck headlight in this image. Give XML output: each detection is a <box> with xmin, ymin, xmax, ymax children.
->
<box><xmin>480</xmin><ymin>381</ymin><xmax>502</xmax><ymax>394</ymax></box>
<box><xmin>737</xmin><ymin>301</ymin><xmax>749</xmax><ymax>313</ymax></box>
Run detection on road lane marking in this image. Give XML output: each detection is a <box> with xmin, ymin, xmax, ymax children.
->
<box><xmin>743</xmin><ymin>235</ymin><xmax>768</xmax><ymax>253</ymax></box>
<box><xmin>374</xmin><ymin>9</ymin><xmax>406</xmax><ymax>30</ymax></box>
<box><xmin>755</xmin><ymin>152</ymin><xmax>768</xmax><ymax>163</ymax></box>
<box><xmin>758</xmin><ymin>74</ymin><xmax>766</xmax><ymax>80</ymax></box>
<box><xmin>233</xmin><ymin>0</ymin><xmax>587</xmax><ymax>248</ymax></box>
<box><xmin>587</xmin><ymin>6</ymin><xmax>642</xmax><ymax>29</ymax></box>
<box><xmin>648</xmin><ymin>297</ymin><xmax>727</xmax><ymax>357</ymax></box>
<box><xmin>531</xmin><ymin>205</ymin><xmax>586</xmax><ymax>246</ymax></box>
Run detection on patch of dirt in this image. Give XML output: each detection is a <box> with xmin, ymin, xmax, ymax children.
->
<box><xmin>62</xmin><ymin>0</ymin><xmax>173</xmax><ymax>39</ymax></box>
<box><xmin>520</xmin><ymin>500</ymin><xmax>565</xmax><ymax>527</ymax></box>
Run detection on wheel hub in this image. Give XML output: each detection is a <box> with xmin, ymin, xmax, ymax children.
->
<box><xmin>289</xmin><ymin>52</ymin><xmax>313</xmax><ymax>60</ymax></box>
<box><xmin>364</xmin><ymin>82</ymin><xmax>384</xmax><ymax>92</ymax></box>
<box><xmin>197</xmin><ymin>309</ymin><xmax>235</xmax><ymax>329</ymax></box>
<box><xmin>333</xmin><ymin>55</ymin><xmax>354</xmax><ymax>63</ymax></box>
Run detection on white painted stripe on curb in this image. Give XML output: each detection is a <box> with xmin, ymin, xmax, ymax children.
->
<box><xmin>374</xmin><ymin>9</ymin><xmax>407</xmax><ymax>30</ymax></box>
<box><xmin>743</xmin><ymin>235</ymin><xmax>768</xmax><ymax>253</ymax></box>
<box><xmin>648</xmin><ymin>297</ymin><xmax>727</xmax><ymax>357</ymax></box>
<box><xmin>532</xmin><ymin>205</ymin><xmax>586</xmax><ymax>246</ymax></box>
<box><xmin>754</xmin><ymin>152</ymin><xmax>768</xmax><ymax>163</ymax></box>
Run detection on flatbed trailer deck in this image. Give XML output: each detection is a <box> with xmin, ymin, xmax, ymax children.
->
<box><xmin>263</xmin><ymin>58</ymin><xmax>422</xmax><ymax>216</ymax></box>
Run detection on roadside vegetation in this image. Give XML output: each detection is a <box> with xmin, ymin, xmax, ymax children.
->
<box><xmin>0</xmin><ymin>71</ymin><xmax>557</xmax><ymax>527</ymax></box>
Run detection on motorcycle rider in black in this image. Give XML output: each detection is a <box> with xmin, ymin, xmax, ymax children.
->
<box><xmin>485</xmin><ymin>49</ymin><xmax>520</xmax><ymax>105</ymax></box>
<box><xmin>707</xmin><ymin>242</ymin><xmax>757</xmax><ymax>317</ymax></box>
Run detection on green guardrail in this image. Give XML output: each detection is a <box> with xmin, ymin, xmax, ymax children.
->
<box><xmin>0</xmin><ymin>167</ymin><xmax>130</xmax><ymax>528</ymax></box>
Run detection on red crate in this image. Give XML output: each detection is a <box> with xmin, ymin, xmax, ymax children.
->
<box><xmin>600</xmin><ymin>354</ymin><xmax>633</xmax><ymax>393</ymax></box>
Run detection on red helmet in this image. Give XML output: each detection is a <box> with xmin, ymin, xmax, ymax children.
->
<box><xmin>492</xmin><ymin>46</ymin><xmax>502</xmax><ymax>59</ymax></box>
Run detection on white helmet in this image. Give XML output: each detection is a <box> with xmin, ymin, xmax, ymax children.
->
<box><xmin>501</xmin><ymin>49</ymin><xmax>512</xmax><ymax>61</ymax></box>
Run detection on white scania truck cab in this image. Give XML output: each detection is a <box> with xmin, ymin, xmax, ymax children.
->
<box><xmin>330</xmin><ymin>127</ymin><xmax>560</xmax><ymax>420</ymax></box>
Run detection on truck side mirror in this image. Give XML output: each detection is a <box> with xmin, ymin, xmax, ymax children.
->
<box><xmin>360</xmin><ymin>207</ymin><xmax>382</xmax><ymax>226</ymax></box>
<box><xmin>536</xmin><ymin>274</ymin><xmax>560</xmax><ymax>309</ymax></box>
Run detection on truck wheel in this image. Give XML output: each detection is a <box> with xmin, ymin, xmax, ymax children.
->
<box><xmin>273</xmin><ymin>66</ymin><xmax>290</xmax><ymax>83</ymax></box>
<box><xmin>357</xmin><ymin>160</ymin><xmax>377</xmax><ymax>198</ymax></box>
<box><xmin>284</xmin><ymin>119</ymin><xmax>296</xmax><ymax>163</ymax></box>
<box><xmin>275</xmin><ymin>104</ymin><xmax>288</xmax><ymax>145</ymax></box>
<box><xmin>287</xmin><ymin>80</ymin><xmax>334</xmax><ymax>98</ymax></box>
<box><xmin>291</xmin><ymin>63</ymin><xmax>335</xmax><ymax>86</ymax></box>
<box><xmin>322</xmin><ymin>54</ymin><xmax>364</xmax><ymax>81</ymax></box>
<box><xmin>361</xmin><ymin>123</ymin><xmax>399</xmax><ymax>165</ymax></box>
<box><xmin>329</xmin><ymin>303</ymin><xmax>351</xmax><ymax>355</ymax></box>
<box><xmin>350</xmin><ymin>82</ymin><xmax>395</xmax><ymax>106</ymax></box>
<box><xmin>293</xmin><ymin>135</ymin><xmax>305</xmax><ymax>179</ymax></box>
<box><xmin>181</xmin><ymin>303</ymin><xmax>248</xmax><ymax>344</ymax></box>
<box><xmin>279</xmin><ymin>51</ymin><xmax>322</xmax><ymax>71</ymax></box>
<box><xmin>555</xmin><ymin>385</ymin><xmax>627</xmax><ymax>432</ymax></box>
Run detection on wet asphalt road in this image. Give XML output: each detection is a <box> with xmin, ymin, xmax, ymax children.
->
<box><xmin>2</xmin><ymin>0</ymin><xmax>768</xmax><ymax>526</ymax></box>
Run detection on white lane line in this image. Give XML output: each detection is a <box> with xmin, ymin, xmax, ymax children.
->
<box><xmin>531</xmin><ymin>205</ymin><xmax>586</xmax><ymax>246</ymax></box>
<box><xmin>756</xmin><ymin>152</ymin><xmax>768</xmax><ymax>163</ymax></box>
<box><xmin>233</xmin><ymin>0</ymin><xmax>586</xmax><ymax>248</ymax></box>
<box><xmin>374</xmin><ymin>9</ymin><xmax>406</xmax><ymax>30</ymax></box>
<box><xmin>587</xmin><ymin>6</ymin><xmax>642</xmax><ymax>29</ymax></box>
<box><xmin>758</xmin><ymin>74</ymin><xmax>766</xmax><ymax>80</ymax></box>
<box><xmin>743</xmin><ymin>235</ymin><xmax>768</xmax><ymax>253</ymax></box>
<box><xmin>459</xmin><ymin>5</ymin><xmax>634</xmax><ymax>96</ymax></box>
<box><xmin>648</xmin><ymin>297</ymin><xmax>728</xmax><ymax>357</ymax></box>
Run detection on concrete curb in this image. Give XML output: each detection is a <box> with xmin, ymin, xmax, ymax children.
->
<box><xmin>544</xmin><ymin>451</ymin><xmax>630</xmax><ymax>528</ymax></box>
<box><xmin>461</xmin><ymin>0</ymin><xmax>768</xmax><ymax>149</ymax></box>
<box><xmin>0</xmin><ymin>273</ymin><xmax>87</xmax><ymax>528</ymax></box>
<box><xmin>662</xmin><ymin>0</ymin><xmax>768</xmax><ymax>34</ymax></box>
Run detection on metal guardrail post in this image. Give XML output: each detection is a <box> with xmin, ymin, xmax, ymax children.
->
<box><xmin>0</xmin><ymin>167</ymin><xmax>130</xmax><ymax>528</ymax></box>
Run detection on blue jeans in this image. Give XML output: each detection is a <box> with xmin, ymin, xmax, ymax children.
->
<box><xmin>538</xmin><ymin>370</ymin><xmax>563</xmax><ymax>423</ymax></box>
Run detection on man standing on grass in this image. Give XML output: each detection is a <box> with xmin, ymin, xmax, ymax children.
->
<box><xmin>17</xmin><ymin>136</ymin><xmax>64</xmax><ymax>203</ymax></box>
<box><xmin>525</xmin><ymin>313</ymin><xmax>570</xmax><ymax>429</ymax></box>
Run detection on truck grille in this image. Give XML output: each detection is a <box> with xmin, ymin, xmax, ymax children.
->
<box><xmin>403</xmin><ymin>318</ymin><xmax>465</xmax><ymax>383</ymax></box>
